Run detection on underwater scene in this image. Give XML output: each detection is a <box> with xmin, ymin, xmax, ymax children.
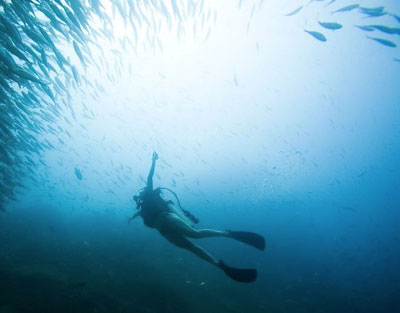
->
<box><xmin>1</xmin><ymin>0</ymin><xmax>400</xmax><ymax>312</ymax></box>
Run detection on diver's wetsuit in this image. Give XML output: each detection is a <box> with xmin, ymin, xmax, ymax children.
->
<box><xmin>138</xmin><ymin>188</ymin><xmax>172</xmax><ymax>228</ymax></box>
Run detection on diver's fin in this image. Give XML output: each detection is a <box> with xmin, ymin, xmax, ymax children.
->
<box><xmin>228</xmin><ymin>231</ymin><xmax>266</xmax><ymax>250</ymax></box>
<box><xmin>218</xmin><ymin>260</ymin><xmax>257</xmax><ymax>283</ymax></box>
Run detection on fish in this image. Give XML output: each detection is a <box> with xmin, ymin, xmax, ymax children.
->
<box><xmin>357</xmin><ymin>170</ymin><xmax>367</xmax><ymax>177</ymax></box>
<box><xmin>367</xmin><ymin>25</ymin><xmax>400</xmax><ymax>35</ymax></box>
<box><xmin>304</xmin><ymin>30</ymin><xmax>327</xmax><ymax>42</ymax></box>
<box><xmin>1</xmin><ymin>35</ymin><xmax>30</xmax><ymax>62</ymax></box>
<box><xmin>23</xmin><ymin>27</ymin><xmax>47</xmax><ymax>45</ymax></box>
<box><xmin>70</xmin><ymin>0</ymin><xmax>89</xmax><ymax>30</ymax></box>
<box><xmin>359</xmin><ymin>6</ymin><xmax>386</xmax><ymax>18</ymax></box>
<box><xmin>37</xmin><ymin>6</ymin><xmax>60</xmax><ymax>27</ymax></box>
<box><xmin>325</xmin><ymin>0</ymin><xmax>337</xmax><ymax>7</ymax></box>
<box><xmin>74</xmin><ymin>168</ymin><xmax>83</xmax><ymax>180</ymax></box>
<box><xmin>0</xmin><ymin>15</ymin><xmax>22</xmax><ymax>45</ymax></box>
<box><xmin>332</xmin><ymin>4</ymin><xmax>359</xmax><ymax>14</ymax></box>
<box><xmin>318</xmin><ymin>21</ymin><xmax>343</xmax><ymax>30</ymax></box>
<box><xmin>359</xmin><ymin>6</ymin><xmax>384</xmax><ymax>13</ymax></box>
<box><xmin>73</xmin><ymin>40</ymin><xmax>86</xmax><ymax>67</ymax></box>
<box><xmin>11</xmin><ymin>68</ymin><xmax>48</xmax><ymax>85</ymax></box>
<box><xmin>0</xmin><ymin>47</ymin><xmax>17</xmax><ymax>69</ymax></box>
<box><xmin>354</xmin><ymin>25</ymin><xmax>375</xmax><ymax>32</ymax></box>
<box><xmin>306</xmin><ymin>0</ymin><xmax>325</xmax><ymax>6</ymax></box>
<box><xmin>394</xmin><ymin>58</ymin><xmax>400</xmax><ymax>62</ymax></box>
<box><xmin>71</xmin><ymin>65</ymin><xmax>81</xmax><ymax>85</ymax></box>
<box><xmin>40</xmin><ymin>85</ymin><xmax>56</xmax><ymax>103</ymax></box>
<box><xmin>362</xmin><ymin>12</ymin><xmax>387</xmax><ymax>18</ymax></box>
<box><xmin>285</xmin><ymin>6</ymin><xmax>303</xmax><ymax>16</ymax></box>
<box><xmin>391</xmin><ymin>14</ymin><xmax>400</xmax><ymax>24</ymax></box>
<box><xmin>48</xmin><ymin>2</ymin><xmax>69</xmax><ymax>25</ymax></box>
<box><xmin>367</xmin><ymin>36</ymin><xmax>397</xmax><ymax>48</ymax></box>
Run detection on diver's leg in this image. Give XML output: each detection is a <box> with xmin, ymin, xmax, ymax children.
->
<box><xmin>161</xmin><ymin>231</ymin><xmax>219</xmax><ymax>266</ymax></box>
<box><xmin>185</xmin><ymin>242</ymin><xmax>219</xmax><ymax>266</ymax></box>
<box><xmin>164</xmin><ymin>213</ymin><xmax>230</xmax><ymax>239</ymax></box>
<box><xmin>160</xmin><ymin>230</ymin><xmax>258</xmax><ymax>282</ymax></box>
<box><xmin>191</xmin><ymin>228</ymin><xmax>230</xmax><ymax>238</ymax></box>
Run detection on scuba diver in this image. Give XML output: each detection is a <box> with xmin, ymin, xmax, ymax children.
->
<box><xmin>129</xmin><ymin>152</ymin><xmax>265</xmax><ymax>283</ymax></box>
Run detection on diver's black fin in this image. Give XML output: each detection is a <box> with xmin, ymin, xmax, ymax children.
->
<box><xmin>228</xmin><ymin>231</ymin><xmax>266</xmax><ymax>250</ymax></box>
<box><xmin>218</xmin><ymin>260</ymin><xmax>257</xmax><ymax>283</ymax></box>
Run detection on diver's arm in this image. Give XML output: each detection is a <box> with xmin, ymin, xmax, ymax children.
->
<box><xmin>128</xmin><ymin>209</ymin><xmax>141</xmax><ymax>223</ymax></box>
<box><xmin>146</xmin><ymin>152</ymin><xmax>158</xmax><ymax>190</ymax></box>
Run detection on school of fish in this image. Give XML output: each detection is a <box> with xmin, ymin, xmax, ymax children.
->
<box><xmin>286</xmin><ymin>2</ymin><xmax>400</xmax><ymax>50</ymax></box>
<box><xmin>0</xmin><ymin>0</ymin><xmax>212</xmax><ymax>212</ymax></box>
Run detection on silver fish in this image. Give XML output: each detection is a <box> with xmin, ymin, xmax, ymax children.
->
<box><xmin>285</xmin><ymin>6</ymin><xmax>303</xmax><ymax>16</ymax></box>
<box><xmin>367</xmin><ymin>36</ymin><xmax>397</xmax><ymax>48</ymax></box>
<box><xmin>305</xmin><ymin>29</ymin><xmax>327</xmax><ymax>42</ymax></box>
<box><xmin>332</xmin><ymin>4</ymin><xmax>359</xmax><ymax>14</ymax></box>
<box><xmin>318</xmin><ymin>21</ymin><xmax>343</xmax><ymax>30</ymax></box>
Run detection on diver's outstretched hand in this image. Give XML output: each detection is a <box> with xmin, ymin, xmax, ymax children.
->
<box><xmin>152</xmin><ymin>151</ymin><xmax>159</xmax><ymax>161</ymax></box>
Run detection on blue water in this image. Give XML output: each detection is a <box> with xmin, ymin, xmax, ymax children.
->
<box><xmin>1</xmin><ymin>1</ymin><xmax>400</xmax><ymax>312</ymax></box>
